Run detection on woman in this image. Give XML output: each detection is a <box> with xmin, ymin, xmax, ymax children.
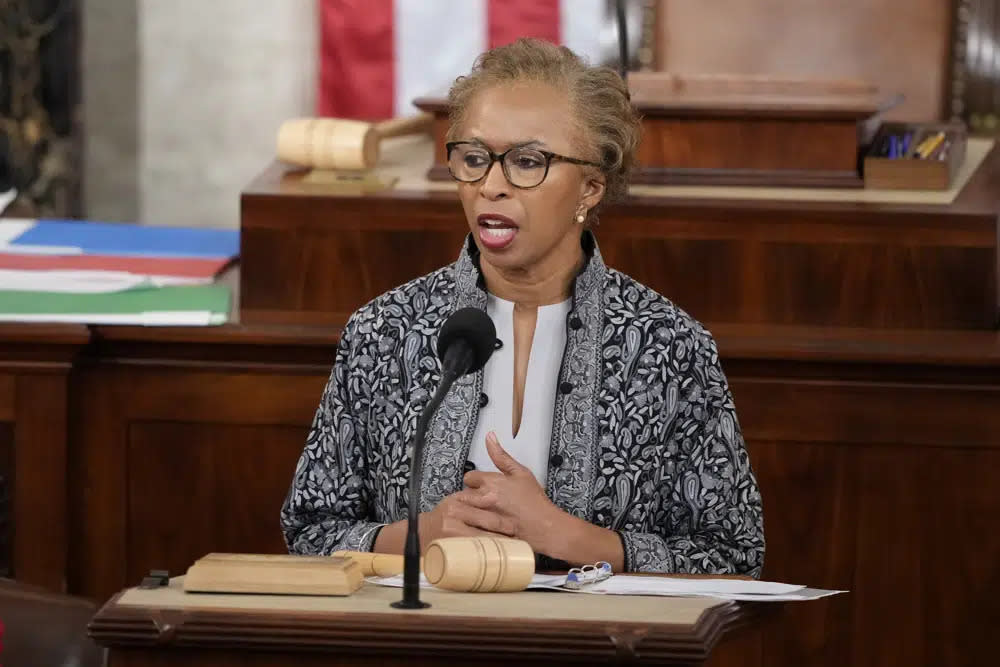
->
<box><xmin>281</xmin><ymin>38</ymin><xmax>764</xmax><ymax>577</ymax></box>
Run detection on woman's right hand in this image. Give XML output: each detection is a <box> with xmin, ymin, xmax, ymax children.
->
<box><xmin>418</xmin><ymin>489</ymin><xmax>515</xmax><ymax>545</ymax></box>
<box><xmin>374</xmin><ymin>490</ymin><xmax>513</xmax><ymax>554</ymax></box>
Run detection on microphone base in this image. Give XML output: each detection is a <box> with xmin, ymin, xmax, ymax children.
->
<box><xmin>391</xmin><ymin>599</ymin><xmax>431</xmax><ymax>610</ymax></box>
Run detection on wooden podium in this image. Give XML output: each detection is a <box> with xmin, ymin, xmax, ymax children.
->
<box><xmin>240</xmin><ymin>136</ymin><xmax>1000</xmax><ymax>329</ymax></box>
<box><xmin>415</xmin><ymin>73</ymin><xmax>891</xmax><ymax>188</ymax></box>
<box><xmin>89</xmin><ymin>577</ymin><xmax>773</xmax><ymax>666</ymax></box>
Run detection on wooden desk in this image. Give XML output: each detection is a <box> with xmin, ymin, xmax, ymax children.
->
<box><xmin>89</xmin><ymin>577</ymin><xmax>770</xmax><ymax>666</ymax></box>
<box><xmin>240</xmin><ymin>139</ymin><xmax>1000</xmax><ymax>330</ymax></box>
<box><xmin>0</xmin><ymin>318</ymin><xmax>965</xmax><ymax>667</ymax></box>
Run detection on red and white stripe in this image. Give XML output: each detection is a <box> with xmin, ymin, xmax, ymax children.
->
<box><xmin>317</xmin><ymin>0</ymin><xmax>605</xmax><ymax>120</ymax></box>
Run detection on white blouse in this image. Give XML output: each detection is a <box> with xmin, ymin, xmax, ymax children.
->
<box><xmin>468</xmin><ymin>293</ymin><xmax>572</xmax><ymax>486</ymax></box>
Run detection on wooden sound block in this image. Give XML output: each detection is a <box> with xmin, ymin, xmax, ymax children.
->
<box><xmin>301</xmin><ymin>169</ymin><xmax>399</xmax><ymax>192</ymax></box>
<box><xmin>183</xmin><ymin>553</ymin><xmax>364</xmax><ymax>596</ymax></box>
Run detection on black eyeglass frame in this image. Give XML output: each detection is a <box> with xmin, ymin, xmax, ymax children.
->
<box><xmin>445</xmin><ymin>140</ymin><xmax>601</xmax><ymax>189</ymax></box>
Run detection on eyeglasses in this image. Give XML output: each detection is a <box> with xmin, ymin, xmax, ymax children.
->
<box><xmin>446</xmin><ymin>141</ymin><xmax>601</xmax><ymax>189</ymax></box>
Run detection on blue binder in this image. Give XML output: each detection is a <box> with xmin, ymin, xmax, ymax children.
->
<box><xmin>10</xmin><ymin>219</ymin><xmax>240</xmax><ymax>259</ymax></box>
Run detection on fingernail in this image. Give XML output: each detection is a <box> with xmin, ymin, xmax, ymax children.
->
<box><xmin>487</xmin><ymin>431</ymin><xmax>497</xmax><ymax>443</ymax></box>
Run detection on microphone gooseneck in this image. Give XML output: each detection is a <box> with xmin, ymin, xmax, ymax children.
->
<box><xmin>615</xmin><ymin>0</ymin><xmax>629</xmax><ymax>82</ymax></box>
<box><xmin>392</xmin><ymin>307</ymin><xmax>496</xmax><ymax>610</ymax></box>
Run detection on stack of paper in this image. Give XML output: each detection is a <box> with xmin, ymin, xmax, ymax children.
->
<box><xmin>0</xmin><ymin>218</ymin><xmax>238</xmax><ymax>325</ymax></box>
<box><xmin>369</xmin><ymin>573</ymin><xmax>846</xmax><ymax>602</ymax></box>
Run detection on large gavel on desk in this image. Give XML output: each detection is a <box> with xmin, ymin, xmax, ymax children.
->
<box><xmin>276</xmin><ymin>112</ymin><xmax>433</xmax><ymax>171</ymax></box>
<box><xmin>336</xmin><ymin>536</ymin><xmax>537</xmax><ymax>593</ymax></box>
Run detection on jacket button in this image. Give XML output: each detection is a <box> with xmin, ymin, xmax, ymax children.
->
<box><xmin>464</xmin><ymin>460</ymin><xmax>476</xmax><ymax>473</ymax></box>
<box><xmin>549</xmin><ymin>453</ymin><xmax>564</xmax><ymax>467</ymax></box>
<box><xmin>494</xmin><ymin>338</ymin><xmax>504</xmax><ymax>350</ymax></box>
<box><xmin>479</xmin><ymin>392</ymin><xmax>489</xmax><ymax>408</ymax></box>
<box><xmin>569</xmin><ymin>316</ymin><xmax>583</xmax><ymax>330</ymax></box>
<box><xmin>559</xmin><ymin>381</ymin><xmax>573</xmax><ymax>395</ymax></box>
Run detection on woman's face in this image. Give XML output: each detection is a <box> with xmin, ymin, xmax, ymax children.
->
<box><xmin>453</xmin><ymin>81</ymin><xmax>605</xmax><ymax>274</ymax></box>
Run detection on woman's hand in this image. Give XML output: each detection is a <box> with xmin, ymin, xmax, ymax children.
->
<box><xmin>418</xmin><ymin>488</ymin><xmax>516</xmax><ymax>545</ymax></box>
<box><xmin>462</xmin><ymin>431</ymin><xmax>568</xmax><ymax>555</ymax></box>
<box><xmin>374</xmin><ymin>488</ymin><xmax>514</xmax><ymax>555</ymax></box>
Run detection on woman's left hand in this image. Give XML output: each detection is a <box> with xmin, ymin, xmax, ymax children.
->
<box><xmin>462</xmin><ymin>431</ymin><xmax>568</xmax><ymax>555</ymax></box>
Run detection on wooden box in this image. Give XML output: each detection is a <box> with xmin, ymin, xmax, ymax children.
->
<box><xmin>863</xmin><ymin>122</ymin><xmax>968</xmax><ymax>190</ymax></box>
<box><xmin>416</xmin><ymin>73</ymin><xmax>892</xmax><ymax>188</ymax></box>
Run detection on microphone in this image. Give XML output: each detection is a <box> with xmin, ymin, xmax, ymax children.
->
<box><xmin>392</xmin><ymin>307</ymin><xmax>496</xmax><ymax>609</ymax></box>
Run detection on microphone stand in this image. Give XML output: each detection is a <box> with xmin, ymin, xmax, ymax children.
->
<box><xmin>615</xmin><ymin>0</ymin><xmax>629</xmax><ymax>82</ymax></box>
<box><xmin>391</xmin><ymin>346</ymin><xmax>474</xmax><ymax>609</ymax></box>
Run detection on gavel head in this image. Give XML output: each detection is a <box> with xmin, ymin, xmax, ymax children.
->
<box><xmin>423</xmin><ymin>536</ymin><xmax>535</xmax><ymax>593</ymax></box>
<box><xmin>276</xmin><ymin>118</ymin><xmax>379</xmax><ymax>171</ymax></box>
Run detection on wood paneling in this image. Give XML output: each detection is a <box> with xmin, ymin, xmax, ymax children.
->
<box><xmin>125</xmin><ymin>422</ymin><xmax>307</xmax><ymax>587</ymax></box>
<box><xmin>14</xmin><ymin>374</ymin><xmax>70</xmax><ymax>591</ymax></box>
<box><xmin>240</xmin><ymin>144</ymin><xmax>1000</xmax><ymax>329</ymax></box>
<box><xmin>0</xmin><ymin>324</ymin><xmax>87</xmax><ymax>591</ymax></box>
<box><xmin>949</xmin><ymin>0</ymin><xmax>1000</xmax><ymax>134</ymax></box>
<box><xmin>599</xmin><ymin>238</ymin><xmax>996</xmax><ymax>329</ymax></box>
<box><xmin>728</xmin><ymin>371</ymin><xmax>1000</xmax><ymax>667</ymax></box>
<box><xmin>748</xmin><ymin>440</ymin><xmax>1000</xmax><ymax>665</ymax></box>
<box><xmin>0</xmin><ymin>377</ymin><xmax>14</xmax><ymax>421</ymax></box>
<box><xmin>657</xmin><ymin>0</ymin><xmax>953</xmax><ymax>122</ymax></box>
<box><xmin>240</xmin><ymin>190</ymin><xmax>468</xmax><ymax>325</ymax></box>
<box><xmin>70</xmin><ymin>363</ymin><xmax>327</xmax><ymax>601</ymax></box>
<box><xmin>0</xmin><ymin>423</ymin><xmax>12</xmax><ymax>578</ymax></box>
<box><xmin>635</xmin><ymin>119</ymin><xmax>860</xmax><ymax>183</ymax></box>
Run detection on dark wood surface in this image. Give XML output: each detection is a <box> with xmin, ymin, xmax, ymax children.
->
<box><xmin>88</xmin><ymin>585</ymin><xmax>770</xmax><ymax>667</ymax></box>
<box><xmin>631</xmin><ymin>118</ymin><xmax>863</xmax><ymax>187</ymax></box>
<box><xmin>240</xmin><ymin>141</ymin><xmax>1000</xmax><ymax>330</ymax></box>
<box><xmin>0</xmin><ymin>324</ymin><xmax>89</xmax><ymax>591</ymax></box>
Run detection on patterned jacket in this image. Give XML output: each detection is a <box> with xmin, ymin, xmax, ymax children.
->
<box><xmin>281</xmin><ymin>233</ymin><xmax>765</xmax><ymax>577</ymax></box>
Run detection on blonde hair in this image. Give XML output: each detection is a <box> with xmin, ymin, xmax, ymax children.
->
<box><xmin>447</xmin><ymin>38</ymin><xmax>641</xmax><ymax>221</ymax></box>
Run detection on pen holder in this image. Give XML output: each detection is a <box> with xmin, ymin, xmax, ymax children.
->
<box><xmin>863</xmin><ymin>121</ymin><xmax>967</xmax><ymax>190</ymax></box>
<box><xmin>423</xmin><ymin>537</ymin><xmax>535</xmax><ymax>593</ymax></box>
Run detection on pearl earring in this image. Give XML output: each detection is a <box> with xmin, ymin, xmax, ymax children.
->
<box><xmin>575</xmin><ymin>210</ymin><xmax>586</xmax><ymax>224</ymax></box>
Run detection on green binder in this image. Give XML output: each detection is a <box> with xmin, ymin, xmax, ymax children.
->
<box><xmin>0</xmin><ymin>284</ymin><xmax>231</xmax><ymax>325</ymax></box>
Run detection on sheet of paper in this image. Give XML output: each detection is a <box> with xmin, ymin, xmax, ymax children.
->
<box><xmin>0</xmin><ymin>269</ymin><xmax>211</xmax><ymax>293</ymax></box>
<box><xmin>0</xmin><ymin>310</ymin><xmax>227</xmax><ymax>326</ymax></box>
<box><xmin>366</xmin><ymin>574</ymin><xmax>845</xmax><ymax>601</ymax></box>
<box><xmin>368</xmin><ymin>573</ymin><xmax>568</xmax><ymax>589</ymax></box>
<box><xmin>704</xmin><ymin>588</ymin><xmax>845</xmax><ymax>602</ymax></box>
<box><xmin>585</xmin><ymin>575</ymin><xmax>805</xmax><ymax>596</ymax></box>
<box><xmin>0</xmin><ymin>269</ymin><xmax>151</xmax><ymax>293</ymax></box>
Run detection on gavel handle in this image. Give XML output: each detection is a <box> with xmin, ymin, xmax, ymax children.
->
<box><xmin>374</xmin><ymin>112</ymin><xmax>434</xmax><ymax>139</ymax></box>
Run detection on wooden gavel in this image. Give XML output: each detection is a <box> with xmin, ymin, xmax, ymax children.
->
<box><xmin>335</xmin><ymin>537</ymin><xmax>536</xmax><ymax>593</ymax></box>
<box><xmin>276</xmin><ymin>112</ymin><xmax>433</xmax><ymax>171</ymax></box>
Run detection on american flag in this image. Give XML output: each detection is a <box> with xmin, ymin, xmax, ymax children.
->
<box><xmin>317</xmin><ymin>0</ymin><xmax>630</xmax><ymax>120</ymax></box>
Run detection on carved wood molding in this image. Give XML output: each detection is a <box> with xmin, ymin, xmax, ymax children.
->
<box><xmin>89</xmin><ymin>591</ymin><xmax>762</xmax><ymax>664</ymax></box>
<box><xmin>0</xmin><ymin>424</ymin><xmax>13</xmax><ymax>578</ymax></box>
<box><xmin>950</xmin><ymin>0</ymin><xmax>1000</xmax><ymax>135</ymax></box>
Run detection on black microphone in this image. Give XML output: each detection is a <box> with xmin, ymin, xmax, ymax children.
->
<box><xmin>392</xmin><ymin>307</ymin><xmax>496</xmax><ymax>609</ymax></box>
<box><xmin>615</xmin><ymin>0</ymin><xmax>629</xmax><ymax>81</ymax></box>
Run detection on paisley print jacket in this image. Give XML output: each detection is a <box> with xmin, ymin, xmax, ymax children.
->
<box><xmin>281</xmin><ymin>233</ymin><xmax>765</xmax><ymax>577</ymax></box>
